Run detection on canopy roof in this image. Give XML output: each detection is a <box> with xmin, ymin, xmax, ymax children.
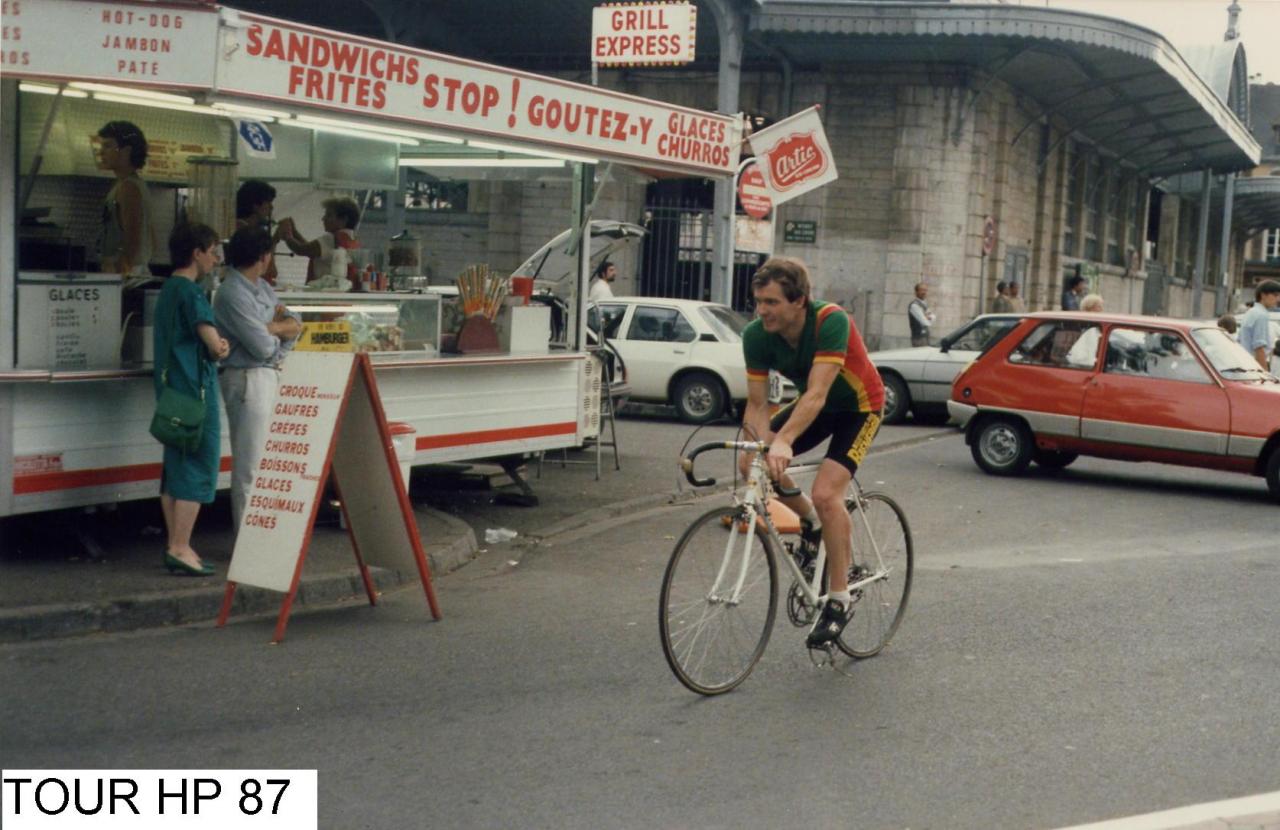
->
<box><xmin>750</xmin><ymin>1</ymin><xmax>1260</xmax><ymax>177</ymax></box>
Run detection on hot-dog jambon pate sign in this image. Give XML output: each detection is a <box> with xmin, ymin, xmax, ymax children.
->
<box><xmin>2</xmin><ymin>0</ymin><xmax>219</xmax><ymax>87</ymax></box>
<box><xmin>215</xmin><ymin>13</ymin><xmax>741</xmax><ymax>176</ymax></box>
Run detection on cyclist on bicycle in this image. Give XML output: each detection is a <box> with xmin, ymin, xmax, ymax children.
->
<box><xmin>739</xmin><ymin>257</ymin><xmax>885</xmax><ymax>647</ymax></box>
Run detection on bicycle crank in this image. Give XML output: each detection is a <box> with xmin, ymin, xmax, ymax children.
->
<box><xmin>786</xmin><ymin>582</ymin><xmax>818</xmax><ymax>627</ymax></box>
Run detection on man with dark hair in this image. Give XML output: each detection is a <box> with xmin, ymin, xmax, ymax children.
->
<box><xmin>235</xmin><ymin>180</ymin><xmax>277</xmax><ymax>224</ymax></box>
<box><xmin>235</xmin><ymin>180</ymin><xmax>282</xmax><ymax>284</ymax></box>
<box><xmin>1062</xmin><ymin>274</ymin><xmax>1087</xmax><ymax>310</ymax></box>
<box><xmin>740</xmin><ymin>256</ymin><xmax>885</xmax><ymax>648</ymax></box>
<box><xmin>1239</xmin><ymin>280</ymin><xmax>1280</xmax><ymax>370</ymax></box>
<box><xmin>213</xmin><ymin>226</ymin><xmax>302</xmax><ymax>529</ymax></box>
<box><xmin>992</xmin><ymin>281</ymin><xmax>1013</xmax><ymax>313</ymax></box>
<box><xmin>589</xmin><ymin>260</ymin><xmax>617</xmax><ymax>301</ymax></box>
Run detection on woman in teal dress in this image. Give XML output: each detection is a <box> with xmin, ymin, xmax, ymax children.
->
<box><xmin>154</xmin><ymin>223</ymin><xmax>230</xmax><ymax>576</ymax></box>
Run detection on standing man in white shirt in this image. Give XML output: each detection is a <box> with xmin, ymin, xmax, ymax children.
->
<box><xmin>907</xmin><ymin>282</ymin><xmax>936</xmax><ymax>347</ymax></box>
<box><xmin>589</xmin><ymin>260</ymin><xmax>617</xmax><ymax>302</ymax></box>
<box><xmin>1239</xmin><ymin>281</ymin><xmax>1280</xmax><ymax>369</ymax></box>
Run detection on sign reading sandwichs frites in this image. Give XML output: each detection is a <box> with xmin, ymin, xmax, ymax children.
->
<box><xmin>592</xmin><ymin>3</ymin><xmax>696</xmax><ymax>66</ymax></box>
<box><xmin>216</xmin><ymin>11</ymin><xmax>735</xmax><ymax>176</ymax></box>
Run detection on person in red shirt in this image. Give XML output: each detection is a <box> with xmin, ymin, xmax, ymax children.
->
<box><xmin>279</xmin><ymin>197</ymin><xmax>361</xmax><ymax>285</ymax></box>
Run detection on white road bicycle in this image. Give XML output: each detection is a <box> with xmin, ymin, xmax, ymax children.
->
<box><xmin>660</xmin><ymin>441</ymin><xmax>914</xmax><ymax>695</ymax></box>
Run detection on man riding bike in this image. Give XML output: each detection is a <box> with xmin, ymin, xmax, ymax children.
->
<box><xmin>739</xmin><ymin>257</ymin><xmax>885</xmax><ymax>647</ymax></box>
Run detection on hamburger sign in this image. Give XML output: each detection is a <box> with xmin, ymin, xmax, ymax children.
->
<box><xmin>747</xmin><ymin>106</ymin><xmax>838</xmax><ymax>204</ymax></box>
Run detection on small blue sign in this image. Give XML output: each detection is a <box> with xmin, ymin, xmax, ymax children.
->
<box><xmin>238</xmin><ymin>120</ymin><xmax>274</xmax><ymax>157</ymax></box>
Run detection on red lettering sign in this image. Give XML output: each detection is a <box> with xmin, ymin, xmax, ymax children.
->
<box><xmin>764</xmin><ymin>132</ymin><xmax>828</xmax><ymax>192</ymax></box>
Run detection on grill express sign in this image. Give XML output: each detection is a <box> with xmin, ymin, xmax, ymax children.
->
<box><xmin>591</xmin><ymin>3</ymin><xmax>696</xmax><ymax>66</ymax></box>
<box><xmin>218</xmin><ymin>15</ymin><xmax>737</xmax><ymax>176</ymax></box>
<box><xmin>746</xmin><ymin>106</ymin><xmax>839</xmax><ymax>205</ymax></box>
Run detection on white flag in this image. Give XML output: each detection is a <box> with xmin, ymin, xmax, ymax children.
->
<box><xmin>746</xmin><ymin>106</ymin><xmax>838</xmax><ymax>205</ymax></box>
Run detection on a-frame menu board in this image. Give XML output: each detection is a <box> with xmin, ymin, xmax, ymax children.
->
<box><xmin>216</xmin><ymin>352</ymin><xmax>441</xmax><ymax>642</ymax></box>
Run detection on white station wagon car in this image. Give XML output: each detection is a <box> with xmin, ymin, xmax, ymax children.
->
<box><xmin>588</xmin><ymin>297</ymin><xmax>793</xmax><ymax>423</ymax></box>
<box><xmin>871</xmin><ymin>313</ymin><xmax>1022</xmax><ymax>424</ymax></box>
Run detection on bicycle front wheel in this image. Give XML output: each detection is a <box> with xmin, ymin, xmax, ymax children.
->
<box><xmin>838</xmin><ymin>492</ymin><xmax>913</xmax><ymax>659</ymax></box>
<box><xmin>659</xmin><ymin>506</ymin><xmax>778</xmax><ymax>695</ymax></box>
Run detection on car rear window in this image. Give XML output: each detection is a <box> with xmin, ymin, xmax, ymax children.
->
<box><xmin>700</xmin><ymin>306</ymin><xmax>749</xmax><ymax>343</ymax></box>
<box><xmin>1008</xmin><ymin>320</ymin><xmax>1101</xmax><ymax>370</ymax></box>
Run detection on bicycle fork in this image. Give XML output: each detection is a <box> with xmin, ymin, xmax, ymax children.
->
<box><xmin>707</xmin><ymin>503</ymin><xmax>761</xmax><ymax>607</ymax></box>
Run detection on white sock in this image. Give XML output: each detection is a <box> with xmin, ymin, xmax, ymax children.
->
<box><xmin>802</xmin><ymin>508</ymin><xmax>821</xmax><ymax>529</ymax></box>
<box><xmin>829</xmin><ymin>590</ymin><xmax>851</xmax><ymax>605</ymax></box>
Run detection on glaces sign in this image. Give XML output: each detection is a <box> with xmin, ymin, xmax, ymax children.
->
<box><xmin>592</xmin><ymin>3</ymin><xmax>696</xmax><ymax>66</ymax></box>
<box><xmin>747</xmin><ymin>106</ymin><xmax>839</xmax><ymax>205</ymax></box>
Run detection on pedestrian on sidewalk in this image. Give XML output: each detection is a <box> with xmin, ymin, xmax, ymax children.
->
<box><xmin>1062</xmin><ymin>275</ymin><xmax>1086</xmax><ymax>310</ymax></box>
<box><xmin>1239</xmin><ymin>280</ymin><xmax>1280</xmax><ymax>369</ymax></box>
<box><xmin>155</xmin><ymin>223</ymin><xmax>230</xmax><ymax>576</ymax></box>
<box><xmin>214</xmin><ymin>226</ymin><xmax>302</xmax><ymax>531</ymax></box>
<box><xmin>908</xmin><ymin>282</ymin><xmax>935</xmax><ymax>346</ymax></box>
<box><xmin>1007</xmin><ymin>281</ymin><xmax>1027</xmax><ymax>313</ymax></box>
<box><xmin>991</xmin><ymin>281</ymin><xmax>1013</xmax><ymax>313</ymax></box>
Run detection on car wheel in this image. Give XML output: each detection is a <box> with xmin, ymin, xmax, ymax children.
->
<box><xmin>881</xmin><ymin>373</ymin><xmax>910</xmax><ymax>425</ymax></box>
<box><xmin>971</xmin><ymin>416</ymin><xmax>1033</xmax><ymax>476</ymax></box>
<box><xmin>1033</xmin><ymin>449</ymin><xmax>1078</xmax><ymax>471</ymax></box>
<box><xmin>673</xmin><ymin>372</ymin><xmax>726</xmax><ymax>424</ymax></box>
<box><xmin>1266</xmin><ymin>448</ymin><xmax>1280</xmax><ymax>502</ymax></box>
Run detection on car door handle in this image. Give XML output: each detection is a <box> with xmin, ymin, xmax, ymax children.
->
<box><xmin>673</xmin><ymin>348</ymin><xmax>687</xmax><ymax>355</ymax></box>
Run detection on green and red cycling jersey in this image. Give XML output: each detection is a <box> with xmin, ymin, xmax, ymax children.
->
<box><xmin>743</xmin><ymin>300</ymin><xmax>884</xmax><ymax>414</ymax></box>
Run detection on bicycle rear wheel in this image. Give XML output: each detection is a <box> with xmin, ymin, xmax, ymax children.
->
<box><xmin>837</xmin><ymin>492</ymin><xmax>913</xmax><ymax>659</ymax></box>
<box><xmin>659</xmin><ymin>506</ymin><xmax>778</xmax><ymax>695</ymax></box>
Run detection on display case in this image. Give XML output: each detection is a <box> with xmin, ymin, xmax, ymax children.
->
<box><xmin>280</xmin><ymin>291</ymin><xmax>443</xmax><ymax>356</ymax></box>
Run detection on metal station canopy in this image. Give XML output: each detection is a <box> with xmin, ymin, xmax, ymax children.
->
<box><xmin>749</xmin><ymin>1</ymin><xmax>1261</xmax><ymax>178</ymax></box>
<box><xmin>1229</xmin><ymin>177</ymin><xmax>1280</xmax><ymax>234</ymax></box>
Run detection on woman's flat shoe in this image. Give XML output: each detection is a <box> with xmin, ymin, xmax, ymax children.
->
<box><xmin>164</xmin><ymin>553</ymin><xmax>215</xmax><ymax>577</ymax></box>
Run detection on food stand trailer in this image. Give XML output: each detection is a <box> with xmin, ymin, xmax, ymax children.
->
<box><xmin>0</xmin><ymin>0</ymin><xmax>742</xmax><ymax>517</ymax></box>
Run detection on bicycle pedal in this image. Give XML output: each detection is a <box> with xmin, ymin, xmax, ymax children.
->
<box><xmin>806</xmin><ymin>642</ymin><xmax>836</xmax><ymax>668</ymax></box>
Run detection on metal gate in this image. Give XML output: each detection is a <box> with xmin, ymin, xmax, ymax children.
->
<box><xmin>638</xmin><ymin>190</ymin><xmax>765</xmax><ymax>312</ymax></box>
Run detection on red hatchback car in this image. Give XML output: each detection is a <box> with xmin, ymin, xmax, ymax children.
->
<box><xmin>947</xmin><ymin>312</ymin><xmax>1280</xmax><ymax>499</ymax></box>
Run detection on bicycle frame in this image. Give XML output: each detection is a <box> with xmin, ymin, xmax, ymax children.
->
<box><xmin>708</xmin><ymin>447</ymin><xmax>893</xmax><ymax>610</ymax></box>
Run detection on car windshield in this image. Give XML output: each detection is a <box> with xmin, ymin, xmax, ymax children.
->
<box><xmin>943</xmin><ymin>316</ymin><xmax>1020</xmax><ymax>352</ymax></box>
<box><xmin>1191</xmin><ymin>327</ymin><xmax>1272</xmax><ymax>379</ymax></box>
<box><xmin>699</xmin><ymin>306</ymin><xmax>749</xmax><ymax>343</ymax></box>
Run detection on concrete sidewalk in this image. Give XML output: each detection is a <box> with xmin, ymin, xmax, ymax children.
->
<box><xmin>0</xmin><ymin>420</ymin><xmax>957</xmax><ymax>643</ymax></box>
<box><xmin>0</xmin><ymin>495</ymin><xmax>478</xmax><ymax>643</ymax></box>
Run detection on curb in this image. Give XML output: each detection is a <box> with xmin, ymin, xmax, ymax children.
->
<box><xmin>0</xmin><ymin>506</ymin><xmax>478</xmax><ymax>644</ymax></box>
<box><xmin>526</xmin><ymin>426</ymin><xmax>959</xmax><ymax>543</ymax></box>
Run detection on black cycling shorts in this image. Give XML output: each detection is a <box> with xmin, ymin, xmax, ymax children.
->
<box><xmin>768</xmin><ymin>404</ymin><xmax>882</xmax><ymax>476</ymax></box>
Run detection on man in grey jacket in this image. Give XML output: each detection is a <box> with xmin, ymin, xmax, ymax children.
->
<box><xmin>213</xmin><ymin>226</ymin><xmax>302</xmax><ymax>529</ymax></box>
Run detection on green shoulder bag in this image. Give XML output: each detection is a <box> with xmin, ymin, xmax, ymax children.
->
<box><xmin>149</xmin><ymin>290</ymin><xmax>208</xmax><ymax>454</ymax></box>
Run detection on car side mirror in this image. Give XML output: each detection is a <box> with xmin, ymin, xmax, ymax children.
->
<box><xmin>939</xmin><ymin>337</ymin><xmax>952</xmax><ymax>354</ymax></box>
<box><xmin>699</xmin><ymin>333</ymin><xmax>718</xmax><ymax>342</ymax></box>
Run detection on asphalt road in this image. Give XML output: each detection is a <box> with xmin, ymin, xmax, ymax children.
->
<box><xmin>3</xmin><ymin>424</ymin><xmax>1278</xmax><ymax>829</ymax></box>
